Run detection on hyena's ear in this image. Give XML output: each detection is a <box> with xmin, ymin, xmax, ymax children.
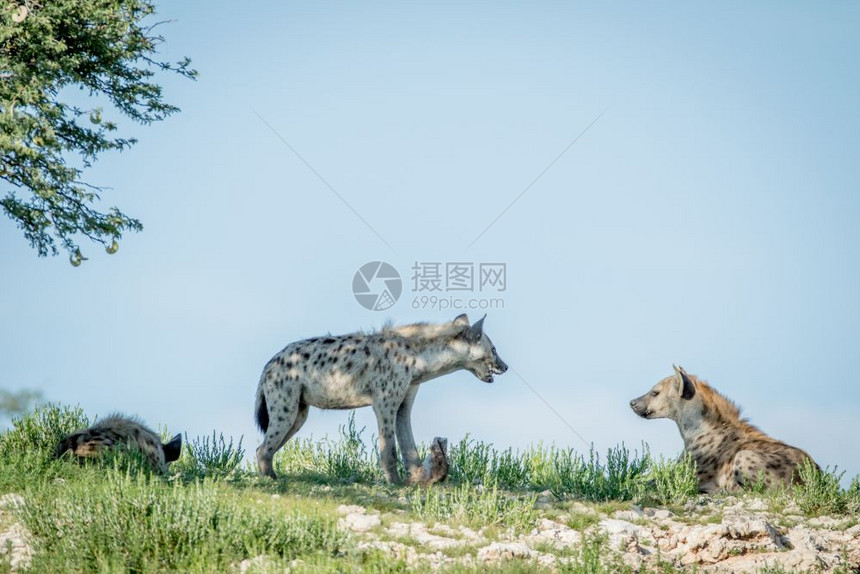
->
<box><xmin>162</xmin><ymin>433</ymin><xmax>182</xmax><ymax>463</ymax></box>
<box><xmin>673</xmin><ymin>365</ymin><xmax>696</xmax><ymax>400</ymax></box>
<box><xmin>453</xmin><ymin>313</ymin><xmax>470</xmax><ymax>327</ymax></box>
<box><xmin>466</xmin><ymin>315</ymin><xmax>486</xmax><ymax>342</ymax></box>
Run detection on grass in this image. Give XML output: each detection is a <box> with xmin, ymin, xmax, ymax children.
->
<box><xmin>409</xmin><ymin>482</ymin><xmax>538</xmax><ymax>533</ymax></box>
<box><xmin>1</xmin><ymin>404</ymin><xmax>859</xmax><ymax>572</ymax></box>
<box><xmin>20</xmin><ymin>473</ymin><xmax>345</xmax><ymax>572</ymax></box>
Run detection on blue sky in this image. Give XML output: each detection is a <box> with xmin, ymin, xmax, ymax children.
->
<box><xmin>2</xmin><ymin>2</ymin><xmax>859</xmax><ymax>480</ymax></box>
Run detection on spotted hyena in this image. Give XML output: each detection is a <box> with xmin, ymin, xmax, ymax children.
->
<box><xmin>630</xmin><ymin>366</ymin><xmax>818</xmax><ymax>493</ymax></box>
<box><xmin>255</xmin><ymin>314</ymin><xmax>507</xmax><ymax>483</ymax></box>
<box><xmin>54</xmin><ymin>414</ymin><xmax>182</xmax><ymax>474</ymax></box>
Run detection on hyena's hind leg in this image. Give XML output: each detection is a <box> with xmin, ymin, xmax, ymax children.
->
<box><xmin>731</xmin><ymin>449</ymin><xmax>787</xmax><ymax>490</ymax></box>
<box><xmin>256</xmin><ymin>386</ymin><xmax>304</xmax><ymax>479</ymax></box>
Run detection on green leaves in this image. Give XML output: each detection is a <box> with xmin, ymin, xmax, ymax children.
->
<box><xmin>0</xmin><ymin>0</ymin><xmax>195</xmax><ymax>261</ymax></box>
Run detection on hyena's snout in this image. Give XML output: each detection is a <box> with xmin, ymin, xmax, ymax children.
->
<box><xmin>629</xmin><ymin>395</ymin><xmax>651</xmax><ymax>418</ymax></box>
<box><xmin>492</xmin><ymin>356</ymin><xmax>508</xmax><ymax>375</ymax></box>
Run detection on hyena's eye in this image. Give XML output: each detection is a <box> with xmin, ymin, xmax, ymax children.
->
<box><xmin>650</xmin><ymin>390</ymin><xmax>660</xmax><ymax>397</ymax></box>
<box><xmin>491</xmin><ymin>347</ymin><xmax>497</xmax><ymax>356</ymax></box>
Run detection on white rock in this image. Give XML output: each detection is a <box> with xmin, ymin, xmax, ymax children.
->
<box><xmin>745</xmin><ymin>497</ymin><xmax>768</xmax><ymax>511</ymax></box>
<box><xmin>457</xmin><ymin>525</ymin><xmax>484</xmax><ymax>541</ymax></box>
<box><xmin>235</xmin><ymin>555</ymin><xmax>278</xmax><ymax>574</ymax></box>
<box><xmin>336</xmin><ymin>504</ymin><xmax>366</xmax><ymax>516</ymax></box>
<box><xmin>338</xmin><ymin>512</ymin><xmax>381</xmax><ymax>533</ymax></box>
<box><xmin>385</xmin><ymin>522</ymin><xmax>463</xmax><ymax>549</ymax></box>
<box><xmin>477</xmin><ymin>542</ymin><xmax>535</xmax><ymax>562</ymax></box>
<box><xmin>526</xmin><ymin>518</ymin><xmax>582</xmax><ymax>549</ymax></box>
<box><xmin>0</xmin><ymin>494</ymin><xmax>25</xmax><ymax>512</ymax></box>
<box><xmin>786</xmin><ymin>526</ymin><xmax>829</xmax><ymax>553</ymax></box>
<box><xmin>0</xmin><ymin>522</ymin><xmax>33</xmax><ymax>572</ymax></box>
<box><xmin>613</xmin><ymin>510</ymin><xmax>643</xmax><ymax>521</ymax></box>
<box><xmin>644</xmin><ymin>508</ymin><xmax>675</xmax><ymax>520</ymax></box>
<box><xmin>598</xmin><ymin>518</ymin><xmax>652</xmax><ymax>550</ymax></box>
<box><xmin>725</xmin><ymin>517</ymin><xmax>783</xmax><ymax>547</ymax></box>
<box><xmin>357</xmin><ymin>540</ymin><xmax>419</xmax><ymax>566</ymax></box>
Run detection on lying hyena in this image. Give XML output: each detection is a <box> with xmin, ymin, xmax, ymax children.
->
<box><xmin>630</xmin><ymin>366</ymin><xmax>818</xmax><ymax>493</ymax></box>
<box><xmin>54</xmin><ymin>414</ymin><xmax>182</xmax><ymax>474</ymax></box>
<box><xmin>255</xmin><ymin>314</ymin><xmax>507</xmax><ymax>483</ymax></box>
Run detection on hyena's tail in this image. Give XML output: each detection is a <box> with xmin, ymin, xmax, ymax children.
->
<box><xmin>255</xmin><ymin>385</ymin><xmax>269</xmax><ymax>433</ymax></box>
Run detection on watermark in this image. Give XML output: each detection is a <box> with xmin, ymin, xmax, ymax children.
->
<box><xmin>352</xmin><ymin>261</ymin><xmax>507</xmax><ymax>311</ymax></box>
<box><xmin>352</xmin><ymin>261</ymin><xmax>402</xmax><ymax>311</ymax></box>
<box><xmin>411</xmin><ymin>295</ymin><xmax>505</xmax><ymax>311</ymax></box>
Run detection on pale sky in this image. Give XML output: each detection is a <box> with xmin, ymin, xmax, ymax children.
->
<box><xmin>2</xmin><ymin>2</ymin><xmax>858</xmax><ymax>481</ymax></box>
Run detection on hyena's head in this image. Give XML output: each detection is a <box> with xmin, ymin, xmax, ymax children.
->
<box><xmin>453</xmin><ymin>314</ymin><xmax>508</xmax><ymax>383</ymax></box>
<box><xmin>629</xmin><ymin>365</ymin><xmax>697</xmax><ymax>421</ymax></box>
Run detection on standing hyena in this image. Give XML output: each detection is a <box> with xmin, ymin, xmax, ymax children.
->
<box><xmin>255</xmin><ymin>314</ymin><xmax>508</xmax><ymax>483</ymax></box>
<box><xmin>54</xmin><ymin>414</ymin><xmax>182</xmax><ymax>474</ymax></box>
<box><xmin>629</xmin><ymin>366</ymin><xmax>818</xmax><ymax>493</ymax></box>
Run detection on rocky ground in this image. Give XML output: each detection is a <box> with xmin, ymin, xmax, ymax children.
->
<box><xmin>333</xmin><ymin>492</ymin><xmax>860</xmax><ymax>572</ymax></box>
<box><xmin>4</xmin><ymin>488</ymin><xmax>860</xmax><ymax>573</ymax></box>
<box><xmin>0</xmin><ymin>493</ymin><xmax>32</xmax><ymax>572</ymax></box>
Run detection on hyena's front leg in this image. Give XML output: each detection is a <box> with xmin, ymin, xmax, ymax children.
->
<box><xmin>395</xmin><ymin>386</ymin><xmax>423</xmax><ymax>484</ymax></box>
<box><xmin>372</xmin><ymin>399</ymin><xmax>401</xmax><ymax>485</ymax></box>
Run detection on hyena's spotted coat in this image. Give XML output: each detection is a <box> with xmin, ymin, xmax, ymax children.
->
<box><xmin>630</xmin><ymin>366</ymin><xmax>818</xmax><ymax>493</ymax></box>
<box><xmin>54</xmin><ymin>414</ymin><xmax>182</xmax><ymax>474</ymax></box>
<box><xmin>255</xmin><ymin>314</ymin><xmax>507</xmax><ymax>483</ymax></box>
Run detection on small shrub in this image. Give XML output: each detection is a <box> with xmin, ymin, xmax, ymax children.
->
<box><xmin>548</xmin><ymin>444</ymin><xmax>650</xmax><ymax>501</ymax></box>
<box><xmin>635</xmin><ymin>453</ymin><xmax>699</xmax><ymax>506</ymax></box>
<box><xmin>321</xmin><ymin>414</ymin><xmax>380</xmax><ymax>483</ymax></box>
<box><xmin>448</xmin><ymin>435</ymin><xmax>493</xmax><ymax>485</ymax></box>
<box><xmin>793</xmin><ymin>459</ymin><xmax>849</xmax><ymax>515</ymax></box>
<box><xmin>178</xmin><ymin>431</ymin><xmax>245</xmax><ymax>479</ymax></box>
<box><xmin>409</xmin><ymin>481</ymin><xmax>537</xmax><ymax>533</ymax></box>
<box><xmin>0</xmin><ymin>403</ymin><xmax>89</xmax><ymax>456</ymax></box>
<box><xmin>557</xmin><ymin>532</ymin><xmax>632</xmax><ymax>573</ymax></box>
<box><xmin>20</xmin><ymin>473</ymin><xmax>345</xmax><ymax>572</ymax></box>
<box><xmin>272</xmin><ymin>413</ymin><xmax>382</xmax><ymax>483</ymax></box>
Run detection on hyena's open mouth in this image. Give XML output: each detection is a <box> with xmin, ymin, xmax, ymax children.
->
<box><xmin>483</xmin><ymin>366</ymin><xmax>507</xmax><ymax>383</ymax></box>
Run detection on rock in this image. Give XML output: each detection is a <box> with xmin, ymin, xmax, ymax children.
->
<box><xmin>526</xmin><ymin>518</ymin><xmax>582</xmax><ymax>549</ymax></box>
<box><xmin>786</xmin><ymin>526</ymin><xmax>829</xmax><ymax>553</ymax></box>
<box><xmin>568</xmin><ymin>501</ymin><xmax>598</xmax><ymax>516</ymax></box>
<box><xmin>725</xmin><ymin>517</ymin><xmax>783</xmax><ymax>547</ymax></box>
<box><xmin>235</xmin><ymin>555</ymin><xmax>278</xmax><ymax>574</ymax></box>
<box><xmin>338</xmin><ymin>510</ymin><xmax>381</xmax><ymax>533</ymax></box>
<box><xmin>458</xmin><ymin>525</ymin><xmax>484</xmax><ymax>541</ymax></box>
<box><xmin>385</xmin><ymin>522</ymin><xmax>464</xmax><ymax>549</ymax></box>
<box><xmin>0</xmin><ymin>494</ymin><xmax>25</xmax><ymax>512</ymax></box>
<box><xmin>598</xmin><ymin>518</ymin><xmax>654</xmax><ymax>551</ymax></box>
<box><xmin>477</xmin><ymin>542</ymin><xmax>535</xmax><ymax>562</ymax></box>
<box><xmin>644</xmin><ymin>508</ymin><xmax>675</xmax><ymax>520</ymax></box>
<box><xmin>0</xmin><ymin>522</ymin><xmax>33</xmax><ymax>572</ymax></box>
<box><xmin>357</xmin><ymin>540</ymin><xmax>419</xmax><ymax>567</ymax></box>
<box><xmin>808</xmin><ymin>515</ymin><xmax>840</xmax><ymax>528</ymax></box>
<box><xmin>336</xmin><ymin>504</ymin><xmax>366</xmax><ymax>516</ymax></box>
<box><xmin>613</xmin><ymin>507</ymin><xmax>644</xmax><ymax>521</ymax></box>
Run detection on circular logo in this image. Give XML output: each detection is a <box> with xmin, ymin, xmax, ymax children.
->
<box><xmin>352</xmin><ymin>261</ymin><xmax>402</xmax><ymax>311</ymax></box>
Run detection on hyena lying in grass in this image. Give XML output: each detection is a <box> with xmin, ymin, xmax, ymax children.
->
<box><xmin>54</xmin><ymin>414</ymin><xmax>182</xmax><ymax>474</ymax></box>
<box><xmin>630</xmin><ymin>366</ymin><xmax>818</xmax><ymax>493</ymax></box>
<box><xmin>255</xmin><ymin>314</ymin><xmax>507</xmax><ymax>484</ymax></box>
